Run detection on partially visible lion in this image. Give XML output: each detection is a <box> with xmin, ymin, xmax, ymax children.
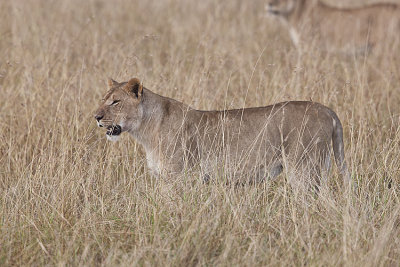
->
<box><xmin>94</xmin><ymin>78</ymin><xmax>349</xmax><ymax>188</ymax></box>
<box><xmin>265</xmin><ymin>0</ymin><xmax>400</xmax><ymax>54</ymax></box>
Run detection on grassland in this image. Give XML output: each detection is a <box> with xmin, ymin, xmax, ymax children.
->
<box><xmin>1</xmin><ymin>0</ymin><xmax>400</xmax><ymax>265</ymax></box>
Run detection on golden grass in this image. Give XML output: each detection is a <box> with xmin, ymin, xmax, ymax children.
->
<box><xmin>1</xmin><ymin>0</ymin><xmax>400</xmax><ymax>265</ymax></box>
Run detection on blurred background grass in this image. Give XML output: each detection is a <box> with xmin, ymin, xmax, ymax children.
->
<box><xmin>0</xmin><ymin>0</ymin><xmax>400</xmax><ymax>265</ymax></box>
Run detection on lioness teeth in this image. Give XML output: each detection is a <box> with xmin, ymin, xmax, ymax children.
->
<box><xmin>106</xmin><ymin>125</ymin><xmax>121</xmax><ymax>136</ymax></box>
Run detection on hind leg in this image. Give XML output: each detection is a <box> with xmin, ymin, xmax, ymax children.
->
<box><xmin>285</xmin><ymin>148</ymin><xmax>329</xmax><ymax>194</ymax></box>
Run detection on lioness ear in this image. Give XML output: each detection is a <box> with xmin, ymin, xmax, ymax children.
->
<box><xmin>108</xmin><ymin>78</ymin><xmax>119</xmax><ymax>88</ymax></box>
<box><xmin>126</xmin><ymin>78</ymin><xmax>143</xmax><ymax>98</ymax></box>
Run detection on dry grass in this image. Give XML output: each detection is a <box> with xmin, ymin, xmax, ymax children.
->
<box><xmin>1</xmin><ymin>0</ymin><xmax>400</xmax><ymax>266</ymax></box>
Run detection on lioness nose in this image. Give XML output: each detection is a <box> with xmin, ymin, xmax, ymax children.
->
<box><xmin>95</xmin><ymin>114</ymin><xmax>103</xmax><ymax>121</ymax></box>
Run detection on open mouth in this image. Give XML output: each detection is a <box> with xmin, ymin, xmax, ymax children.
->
<box><xmin>106</xmin><ymin>125</ymin><xmax>122</xmax><ymax>136</ymax></box>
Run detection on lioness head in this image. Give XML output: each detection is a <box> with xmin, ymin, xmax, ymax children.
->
<box><xmin>265</xmin><ymin>0</ymin><xmax>297</xmax><ymax>16</ymax></box>
<box><xmin>94</xmin><ymin>78</ymin><xmax>143</xmax><ymax>141</ymax></box>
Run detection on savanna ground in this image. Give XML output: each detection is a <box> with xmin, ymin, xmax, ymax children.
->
<box><xmin>1</xmin><ymin>0</ymin><xmax>400</xmax><ymax>266</ymax></box>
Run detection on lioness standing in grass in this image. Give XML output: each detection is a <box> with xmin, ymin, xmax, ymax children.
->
<box><xmin>94</xmin><ymin>78</ymin><xmax>349</xmax><ymax>186</ymax></box>
<box><xmin>265</xmin><ymin>0</ymin><xmax>400</xmax><ymax>53</ymax></box>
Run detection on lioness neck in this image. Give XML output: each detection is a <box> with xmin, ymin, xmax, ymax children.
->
<box><xmin>128</xmin><ymin>88</ymin><xmax>190</xmax><ymax>150</ymax></box>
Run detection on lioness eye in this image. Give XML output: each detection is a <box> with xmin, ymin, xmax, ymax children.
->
<box><xmin>110</xmin><ymin>100</ymin><xmax>120</xmax><ymax>106</ymax></box>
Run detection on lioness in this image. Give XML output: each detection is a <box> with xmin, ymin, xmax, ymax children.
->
<box><xmin>265</xmin><ymin>0</ymin><xmax>400</xmax><ymax>53</ymax></box>
<box><xmin>94</xmin><ymin>78</ymin><xmax>349</xmax><ymax>185</ymax></box>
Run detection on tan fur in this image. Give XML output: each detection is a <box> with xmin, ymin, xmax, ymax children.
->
<box><xmin>266</xmin><ymin>0</ymin><xmax>400</xmax><ymax>53</ymax></box>
<box><xmin>94</xmin><ymin>78</ymin><xmax>349</xmax><ymax>185</ymax></box>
